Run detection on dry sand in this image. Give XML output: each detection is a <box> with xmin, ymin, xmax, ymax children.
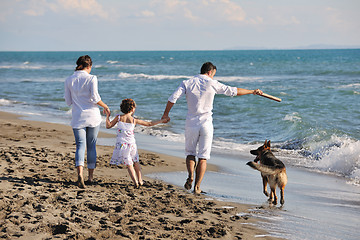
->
<box><xmin>0</xmin><ymin>111</ymin><xmax>281</xmax><ymax>240</ymax></box>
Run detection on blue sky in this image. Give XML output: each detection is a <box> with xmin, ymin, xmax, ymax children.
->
<box><xmin>0</xmin><ymin>0</ymin><xmax>359</xmax><ymax>51</ymax></box>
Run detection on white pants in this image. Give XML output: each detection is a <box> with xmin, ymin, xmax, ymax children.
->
<box><xmin>185</xmin><ymin>121</ymin><xmax>213</xmax><ymax>160</ymax></box>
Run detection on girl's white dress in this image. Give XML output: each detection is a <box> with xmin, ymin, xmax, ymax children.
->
<box><xmin>110</xmin><ymin>116</ymin><xmax>139</xmax><ymax>166</ymax></box>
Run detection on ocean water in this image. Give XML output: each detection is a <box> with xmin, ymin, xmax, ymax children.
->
<box><xmin>139</xmin><ymin>132</ymin><xmax>360</xmax><ymax>240</ymax></box>
<box><xmin>1</xmin><ymin>50</ymin><xmax>360</xmax><ymax>239</ymax></box>
<box><xmin>1</xmin><ymin>50</ymin><xmax>359</xmax><ymax>183</ymax></box>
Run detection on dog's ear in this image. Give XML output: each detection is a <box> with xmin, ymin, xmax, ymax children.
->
<box><xmin>264</xmin><ymin>139</ymin><xmax>268</xmax><ymax>146</ymax></box>
<box><xmin>267</xmin><ymin>140</ymin><xmax>271</xmax><ymax>148</ymax></box>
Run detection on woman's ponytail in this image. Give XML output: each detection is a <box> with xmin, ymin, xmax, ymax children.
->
<box><xmin>75</xmin><ymin>55</ymin><xmax>92</xmax><ymax>71</ymax></box>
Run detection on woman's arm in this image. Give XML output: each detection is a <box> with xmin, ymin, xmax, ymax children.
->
<box><xmin>97</xmin><ymin>100</ymin><xmax>111</xmax><ymax>115</ymax></box>
<box><xmin>64</xmin><ymin>82</ymin><xmax>72</xmax><ymax>106</ymax></box>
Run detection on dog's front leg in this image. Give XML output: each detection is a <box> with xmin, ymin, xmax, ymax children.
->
<box><xmin>261</xmin><ymin>174</ymin><xmax>269</xmax><ymax>197</ymax></box>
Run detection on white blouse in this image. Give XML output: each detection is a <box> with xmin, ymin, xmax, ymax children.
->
<box><xmin>64</xmin><ymin>70</ymin><xmax>102</xmax><ymax>128</ymax></box>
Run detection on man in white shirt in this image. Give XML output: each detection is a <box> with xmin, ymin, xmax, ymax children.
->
<box><xmin>162</xmin><ymin>62</ymin><xmax>263</xmax><ymax>194</ymax></box>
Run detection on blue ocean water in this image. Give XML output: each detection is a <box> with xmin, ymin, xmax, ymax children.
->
<box><xmin>1</xmin><ymin>50</ymin><xmax>360</xmax><ymax>240</ymax></box>
<box><xmin>1</xmin><ymin>50</ymin><xmax>359</xmax><ymax>183</ymax></box>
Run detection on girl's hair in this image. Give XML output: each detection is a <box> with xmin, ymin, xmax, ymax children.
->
<box><xmin>120</xmin><ymin>98</ymin><xmax>136</xmax><ymax>114</ymax></box>
<box><xmin>75</xmin><ymin>55</ymin><xmax>92</xmax><ymax>71</ymax></box>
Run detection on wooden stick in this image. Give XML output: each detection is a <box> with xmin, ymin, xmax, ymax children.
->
<box><xmin>260</xmin><ymin>93</ymin><xmax>282</xmax><ymax>102</ymax></box>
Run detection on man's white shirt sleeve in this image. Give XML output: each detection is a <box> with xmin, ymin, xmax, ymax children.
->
<box><xmin>168</xmin><ymin>81</ymin><xmax>186</xmax><ymax>103</ymax></box>
<box><xmin>213</xmin><ymin>80</ymin><xmax>237</xmax><ymax>97</ymax></box>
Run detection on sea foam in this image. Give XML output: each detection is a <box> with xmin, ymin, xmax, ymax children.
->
<box><xmin>0</xmin><ymin>99</ymin><xmax>14</xmax><ymax>105</ymax></box>
<box><xmin>117</xmin><ymin>72</ymin><xmax>189</xmax><ymax>81</ymax></box>
<box><xmin>117</xmin><ymin>72</ymin><xmax>264</xmax><ymax>83</ymax></box>
<box><xmin>311</xmin><ymin>136</ymin><xmax>360</xmax><ymax>178</ymax></box>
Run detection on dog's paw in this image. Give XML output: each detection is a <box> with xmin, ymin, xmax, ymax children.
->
<box><xmin>246</xmin><ymin>161</ymin><xmax>257</xmax><ymax>169</ymax></box>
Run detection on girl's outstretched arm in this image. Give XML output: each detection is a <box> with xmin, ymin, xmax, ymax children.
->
<box><xmin>106</xmin><ymin>114</ymin><xmax>118</xmax><ymax>129</ymax></box>
<box><xmin>135</xmin><ymin>118</ymin><xmax>168</xmax><ymax>127</ymax></box>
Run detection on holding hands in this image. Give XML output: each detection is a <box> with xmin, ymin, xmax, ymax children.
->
<box><xmin>104</xmin><ymin>99</ymin><xmax>169</xmax><ymax>128</ymax></box>
<box><xmin>161</xmin><ymin>115</ymin><xmax>170</xmax><ymax>123</ymax></box>
<box><xmin>103</xmin><ymin>107</ymin><xmax>111</xmax><ymax>116</ymax></box>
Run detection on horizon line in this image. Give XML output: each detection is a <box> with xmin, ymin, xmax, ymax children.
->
<box><xmin>1</xmin><ymin>47</ymin><xmax>360</xmax><ymax>52</ymax></box>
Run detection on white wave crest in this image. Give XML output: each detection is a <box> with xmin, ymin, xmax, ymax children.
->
<box><xmin>310</xmin><ymin>136</ymin><xmax>360</xmax><ymax>180</ymax></box>
<box><xmin>216</xmin><ymin>76</ymin><xmax>263</xmax><ymax>83</ymax></box>
<box><xmin>283</xmin><ymin>112</ymin><xmax>301</xmax><ymax>122</ymax></box>
<box><xmin>339</xmin><ymin>83</ymin><xmax>360</xmax><ymax>89</ymax></box>
<box><xmin>106</xmin><ymin>60</ymin><xmax>119</xmax><ymax>64</ymax></box>
<box><xmin>118</xmin><ymin>72</ymin><xmax>190</xmax><ymax>81</ymax></box>
<box><xmin>117</xmin><ymin>72</ymin><xmax>263</xmax><ymax>83</ymax></box>
<box><xmin>135</xmin><ymin>124</ymin><xmax>185</xmax><ymax>143</ymax></box>
<box><xmin>212</xmin><ymin>137</ymin><xmax>254</xmax><ymax>153</ymax></box>
<box><xmin>0</xmin><ymin>64</ymin><xmax>45</xmax><ymax>70</ymax></box>
<box><xmin>0</xmin><ymin>99</ymin><xmax>16</xmax><ymax>105</ymax></box>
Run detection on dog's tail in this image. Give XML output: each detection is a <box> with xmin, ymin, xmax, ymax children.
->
<box><xmin>246</xmin><ymin>161</ymin><xmax>284</xmax><ymax>175</ymax></box>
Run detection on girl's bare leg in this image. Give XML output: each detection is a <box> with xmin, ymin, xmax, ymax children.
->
<box><xmin>127</xmin><ymin>164</ymin><xmax>139</xmax><ymax>187</ymax></box>
<box><xmin>134</xmin><ymin>162</ymin><xmax>143</xmax><ymax>186</ymax></box>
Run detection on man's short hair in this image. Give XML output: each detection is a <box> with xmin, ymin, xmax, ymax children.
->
<box><xmin>200</xmin><ymin>62</ymin><xmax>217</xmax><ymax>74</ymax></box>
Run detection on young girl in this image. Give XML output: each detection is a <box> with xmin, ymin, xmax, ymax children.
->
<box><xmin>106</xmin><ymin>98</ymin><xmax>168</xmax><ymax>188</ymax></box>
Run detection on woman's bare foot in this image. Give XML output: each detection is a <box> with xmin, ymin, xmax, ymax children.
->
<box><xmin>77</xmin><ymin>175</ymin><xmax>85</xmax><ymax>189</ymax></box>
<box><xmin>85</xmin><ymin>179</ymin><xmax>94</xmax><ymax>185</ymax></box>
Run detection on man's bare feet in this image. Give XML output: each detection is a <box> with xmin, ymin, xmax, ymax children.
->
<box><xmin>194</xmin><ymin>185</ymin><xmax>202</xmax><ymax>194</ymax></box>
<box><xmin>184</xmin><ymin>177</ymin><xmax>193</xmax><ymax>190</ymax></box>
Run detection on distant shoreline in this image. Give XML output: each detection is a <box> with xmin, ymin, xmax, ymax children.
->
<box><xmin>1</xmin><ymin>47</ymin><xmax>359</xmax><ymax>52</ymax></box>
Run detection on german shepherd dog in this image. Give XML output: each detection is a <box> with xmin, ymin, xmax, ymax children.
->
<box><xmin>247</xmin><ymin>140</ymin><xmax>287</xmax><ymax>205</ymax></box>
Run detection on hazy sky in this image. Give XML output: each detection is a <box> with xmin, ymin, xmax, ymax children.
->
<box><xmin>1</xmin><ymin>0</ymin><xmax>359</xmax><ymax>51</ymax></box>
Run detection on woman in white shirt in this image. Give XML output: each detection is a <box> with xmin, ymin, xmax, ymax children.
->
<box><xmin>64</xmin><ymin>55</ymin><xmax>110</xmax><ymax>188</ymax></box>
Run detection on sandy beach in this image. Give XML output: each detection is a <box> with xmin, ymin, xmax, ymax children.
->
<box><xmin>0</xmin><ymin>111</ymin><xmax>281</xmax><ymax>240</ymax></box>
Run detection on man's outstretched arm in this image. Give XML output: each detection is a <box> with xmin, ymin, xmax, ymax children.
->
<box><xmin>237</xmin><ymin>88</ymin><xmax>263</xmax><ymax>96</ymax></box>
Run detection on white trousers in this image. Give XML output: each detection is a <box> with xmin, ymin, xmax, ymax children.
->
<box><xmin>185</xmin><ymin>121</ymin><xmax>213</xmax><ymax>160</ymax></box>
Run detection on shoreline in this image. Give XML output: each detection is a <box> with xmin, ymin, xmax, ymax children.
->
<box><xmin>0</xmin><ymin>111</ymin><xmax>282</xmax><ymax>239</ymax></box>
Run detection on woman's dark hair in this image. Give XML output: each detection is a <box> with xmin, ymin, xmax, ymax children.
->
<box><xmin>75</xmin><ymin>55</ymin><xmax>92</xmax><ymax>71</ymax></box>
<box><xmin>120</xmin><ymin>98</ymin><xmax>136</xmax><ymax>114</ymax></box>
<box><xmin>200</xmin><ymin>62</ymin><xmax>217</xmax><ymax>74</ymax></box>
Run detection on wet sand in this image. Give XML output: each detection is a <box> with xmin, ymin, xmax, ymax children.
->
<box><xmin>0</xmin><ymin>111</ymin><xmax>281</xmax><ymax>239</ymax></box>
